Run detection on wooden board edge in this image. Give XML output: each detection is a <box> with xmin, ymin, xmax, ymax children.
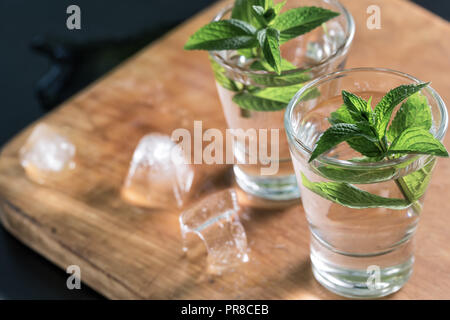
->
<box><xmin>401</xmin><ymin>0</ymin><xmax>450</xmax><ymax>28</ymax></box>
<box><xmin>0</xmin><ymin>199</ymin><xmax>143</xmax><ymax>300</ymax></box>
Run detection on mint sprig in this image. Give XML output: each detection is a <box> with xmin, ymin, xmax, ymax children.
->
<box><xmin>373</xmin><ymin>83</ymin><xmax>429</xmax><ymax>139</ymax></box>
<box><xmin>305</xmin><ymin>84</ymin><xmax>448</xmax><ymax>212</ymax></box>
<box><xmin>301</xmin><ymin>173</ymin><xmax>410</xmax><ymax>209</ymax></box>
<box><xmin>309</xmin><ymin>83</ymin><xmax>448</xmax><ymax>162</ymax></box>
<box><xmin>183</xmin><ymin>19</ymin><xmax>257</xmax><ymax>51</ymax></box>
<box><xmin>272</xmin><ymin>6</ymin><xmax>339</xmax><ymax>44</ymax></box>
<box><xmin>185</xmin><ymin>1</ymin><xmax>340</xmax><ymax>116</ymax></box>
<box><xmin>386</xmin><ymin>92</ymin><xmax>432</xmax><ymax>142</ymax></box>
<box><xmin>387</xmin><ymin>127</ymin><xmax>448</xmax><ymax>157</ymax></box>
<box><xmin>231</xmin><ymin>83</ymin><xmax>320</xmax><ymax>112</ymax></box>
<box><xmin>257</xmin><ymin>27</ymin><xmax>281</xmax><ymax>74</ymax></box>
<box><xmin>309</xmin><ymin>123</ymin><xmax>378</xmax><ymax>162</ymax></box>
<box><xmin>185</xmin><ymin>0</ymin><xmax>339</xmax><ymax>74</ymax></box>
<box><xmin>401</xmin><ymin>158</ymin><xmax>436</xmax><ymax>201</ymax></box>
<box><xmin>231</xmin><ymin>0</ymin><xmax>274</xmax><ymax>29</ymax></box>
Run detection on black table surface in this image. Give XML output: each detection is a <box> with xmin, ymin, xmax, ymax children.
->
<box><xmin>0</xmin><ymin>0</ymin><xmax>448</xmax><ymax>299</ymax></box>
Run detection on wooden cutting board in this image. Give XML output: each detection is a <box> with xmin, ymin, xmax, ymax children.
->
<box><xmin>1</xmin><ymin>0</ymin><xmax>449</xmax><ymax>299</ymax></box>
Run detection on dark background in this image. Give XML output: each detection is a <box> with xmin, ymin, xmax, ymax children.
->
<box><xmin>0</xmin><ymin>0</ymin><xmax>448</xmax><ymax>299</ymax></box>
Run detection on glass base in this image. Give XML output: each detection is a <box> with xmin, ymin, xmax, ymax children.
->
<box><xmin>233</xmin><ymin>165</ymin><xmax>300</xmax><ymax>201</ymax></box>
<box><xmin>310</xmin><ymin>233</ymin><xmax>414</xmax><ymax>299</ymax></box>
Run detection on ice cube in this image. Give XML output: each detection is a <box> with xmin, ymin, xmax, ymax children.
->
<box><xmin>121</xmin><ymin>133</ymin><xmax>193</xmax><ymax>209</ymax></box>
<box><xmin>325</xmin><ymin>21</ymin><xmax>346</xmax><ymax>52</ymax></box>
<box><xmin>20</xmin><ymin>124</ymin><xmax>76</xmax><ymax>184</ymax></box>
<box><xmin>179</xmin><ymin>189</ymin><xmax>249</xmax><ymax>274</ymax></box>
<box><xmin>306</xmin><ymin>21</ymin><xmax>346</xmax><ymax>64</ymax></box>
<box><xmin>306</xmin><ymin>41</ymin><xmax>326</xmax><ymax>63</ymax></box>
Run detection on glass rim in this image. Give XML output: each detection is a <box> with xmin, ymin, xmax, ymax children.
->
<box><xmin>284</xmin><ymin>67</ymin><xmax>449</xmax><ymax>169</ymax></box>
<box><xmin>209</xmin><ymin>0</ymin><xmax>355</xmax><ymax>78</ymax></box>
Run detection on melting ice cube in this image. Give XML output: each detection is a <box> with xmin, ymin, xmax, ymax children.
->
<box><xmin>306</xmin><ymin>41</ymin><xmax>327</xmax><ymax>63</ymax></box>
<box><xmin>20</xmin><ymin>124</ymin><xmax>76</xmax><ymax>184</ymax></box>
<box><xmin>306</xmin><ymin>21</ymin><xmax>346</xmax><ymax>64</ymax></box>
<box><xmin>179</xmin><ymin>189</ymin><xmax>249</xmax><ymax>274</ymax></box>
<box><xmin>122</xmin><ymin>133</ymin><xmax>193</xmax><ymax>209</ymax></box>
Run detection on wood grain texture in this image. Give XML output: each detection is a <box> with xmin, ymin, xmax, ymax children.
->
<box><xmin>0</xmin><ymin>0</ymin><xmax>449</xmax><ymax>299</ymax></box>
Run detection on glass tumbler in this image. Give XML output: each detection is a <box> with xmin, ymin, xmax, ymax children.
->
<box><xmin>209</xmin><ymin>0</ymin><xmax>354</xmax><ymax>200</ymax></box>
<box><xmin>284</xmin><ymin>68</ymin><xmax>448</xmax><ymax>298</ymax></box>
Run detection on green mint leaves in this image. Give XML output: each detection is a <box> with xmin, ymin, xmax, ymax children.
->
<box><xmin>309</xmin><ymin>123</ymin><xmax>377</xmax><ymax>162</ymax></box>
<box><xmin>232</xmin><ymin>83</ymin><xmax>306</xmax><ymax>111</ymax></box>
<box><xmin>387</xmin><ymin>127</ymin><xmax>448</xmax><ymax>157</ymax></box>
<box><xmin>373</xmin><ymin>83</ymin><xmax>429</xmax><ymax>139</ymax></box>
<box><xmin>309</xmin><ymin>83</ymin><xmax>449</xmax><ymax>162</ymax></box>
<box><xmin>272</xmin><ymin>6</ymin><xmax>340</xmax><ymax>44</ymax></box>
<box><xmin>401</xmin><ymin>158</ymin><xmax>436</xmax><ymax>201</ymax></box>
<box><xmin>386</xmin><ymin>91</ymin><xmax>432</xmax><ymax>142</ymax></box>
<box><xmin>183</xmin><ymin>19</ymin><xmax>257</xmax><ymax>51</ymax></box>
<box><xmin>231</xmin><ymin>0</ymin><xmax>274</xmax><ymax>29</ymax></box>
<box><xmin>185</xmin><ymin>1</ymin><xmax>339</xmax><ymax>116</ymax></box>
<box><xmin>257</xmin><ymin>27</ymin><xmax>281</xmax><ymax>74</ymax></box>
<box><xmin>185</xmin><ymin>0</ymin><xmax>339</xmax><ymax>74</ymax></box>
<box><xmin>232</xmin><ymin>91</ymin><xmax>286</xmax><ymax>111</ymax></box>
<box><xmin>301</xmin><ymin>173</ymin><xmax>410</xmax><ymax>209</ymax></box>
<box><xmin>303</xmin><ymin>83</ymin><xmax>448</xmax><ymax>212</ymax></box>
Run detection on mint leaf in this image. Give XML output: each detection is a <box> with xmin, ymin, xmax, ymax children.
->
<box><xmin>251</xmin><ymin>83</ymin><xmax>303</xmax><ymax>103</ymax></box>
<box><xmin>250</xmin><ymin>71</ymin><xmax>311</xmax><ymax>86</ymax></box>
<box><xmin>237</xmin><ymin>48</ymin><xmax>256</xmax><ymax>58</ymax></box>
<box><xmin>296</xmin><ymin>86</ymin><xmax>321</xmax><ymax>102</ymax></box>
<box><xmin>249</xmin><ymin>52</ymin><xmax>311</xmax><ymax>86</ymax></box>
<box><xmin>306</xmin><ymin>83</ymin><xmax>448</xmax><ymax>212</ymax></box>
<box><xmin>273</xmin><ymin>0</ymin><xmax>287</xmax><ymax>15</ymax></box>
<box><xmin>184</xmin><ymin>19</ymin><xmax>257</xmax><ymax>51</ymax></box>
<box><xmin>374</xmin><ymin>83</ymin><xmax>429</xmax><ymax>138</ymax></box>
<box><xmin>263</xmin><ymin>0</ymin><xmax>273</xmax><ymax>10</ymax></box>
<box><xmin>338</xmin><ymin>94</ymin><xmax>381</xmax><ymax>152</ymax></box>
<box><xmin>232</xmin><ymin>0</ymin><xmax>273</xmax><ymax>29</ymax></box>
<box><xmin>387</xmin><ymin>127</ymin><xmax>449</xmax><ymax>157</ymax></box>
<box><xmin>231</xmin><ymin>0</ymin><xmax>253</xmax><ymax>23</ymax></box>
<box><xmin>257</xmin><ymin>27</ymin><xmax>281</xmax><ymax>74</ymax></box>
<box><xmin>350</xmin><ymin>156</ymin><xmax>385</xmax><ymax>163</ymax></box>
<box><xmin>232</xmin><ymin>92</ymin><xmax>286</xmax><ymax>111</ymax></box>
<box><xmin>342</xmin><ymin>91</ymin><xmax>371</xmax><ymax>114</ymax></box>
<box><xmin>208</xmin><ymin>56</ymin><xmax>242</xmax><ymax>92</ymax></box>
<box><xmin>329</xmin><ymin>106</ymin><xmax>382</xmax><ymax>158</ymax></box>
<box><xmin>315</xmin><ymin>165</ymin><xmax>396</xmax><ymax>184</ymax></box>
<box><xmin>329</xmin><ymin>106</ymin><xmax>382</xmax><ymax>156</ymax></box>
<box><xmin>329</xmin><ymin>104</ymin><xmax>355</xmax><ymax>125</ymax></box>
<box><xmin>250</xmin><ymin>57</ymin><xmax>296</xmax><ymax>72</ymax></box>
<box><xmin>273</xmin><ymin>7</ymin><xmax>340</xmax><ymax>43</ymax></box>
<box><xmin>252</xmin><ymin>5</ymin><xmax>265</xmax><ymax>16</ymax></box>
<box><xmin>346</xmin><ymin>137</ymin><xmax>382</xmax><ymax>158</ymax></box>
<box><xmin>232</xmin><ymin>83</ymin><xmax>318</xmax><ymax>112</ymax></box>
<box><xmin>251</xmin><ymin>6</ymin><xmax>269</xmax><ymax>26</ymax></box>
<box><xmin>387</xmin><ymin>92</ymin><xmax>432</xmax><ymax>142</ymax></box>
<box><xmin>342</xmin><ymin>90</ymin><xmax>372</xmax><ymax>122</ymax></box>
<box><xmin>402</xmin><ymin>158</ymin><xmax>436</xmax><ymax>201</ymax></box>
<box><xmin>309</xmin><ymin>123</ymin><xmax>376</xmax><ymax>162</ymax></box>
<box><xmin>251</xmin><ymin>5</ymin><xmax>278</xmax><ymax>26</ymax></box>
<box><xmin>301</xmin><ymin>173</ymin><xmax>410</xmax><ymax>209</ymax></box>
<box><xmin>264</xmin><ymin>8</ymin><xmax>277</xmax><ymax>23</ymax></box>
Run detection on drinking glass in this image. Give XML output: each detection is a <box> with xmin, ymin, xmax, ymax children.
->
<box><xmin>210</xmin><ymin>0</ymin><xmax>354</xmax><ymax>200</ymax></box>
<box><xmin>284</xmin><ymin>68</ymin><xmax>448</xmax><ymax>298</ymax></box>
